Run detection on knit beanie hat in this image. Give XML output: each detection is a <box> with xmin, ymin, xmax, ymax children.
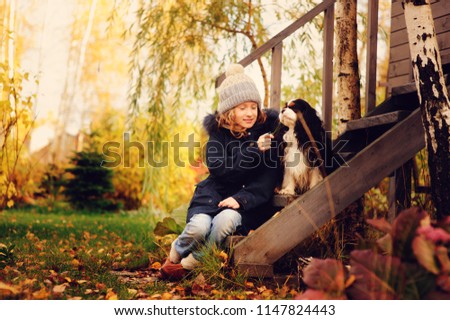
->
<box><xmin>217</xmin><ymin>64</ymin><xmax>262</xmax><ymax>114</ymax></box>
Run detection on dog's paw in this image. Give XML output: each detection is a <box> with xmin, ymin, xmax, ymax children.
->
<box><xmin>277</xmin><ymin>188</ymin><xmax>296</xmax><ymax>196</ymax></box>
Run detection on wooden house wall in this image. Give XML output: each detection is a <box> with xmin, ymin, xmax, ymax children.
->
<box><xmin>388</xmin><ymin>0</ymin><xmax>450</xmax><ymax>90</ymax></box>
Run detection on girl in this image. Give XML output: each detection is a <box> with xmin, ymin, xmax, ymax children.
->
<box><xmin>160</xmin><ymin>64</ymin><xmax>281</xmax><ymax>280</ymax></box>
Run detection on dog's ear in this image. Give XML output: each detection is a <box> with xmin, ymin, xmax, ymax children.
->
<box><xmin>287</xmin><ymin>100</ymin><xmax>296</xmax><ymax>108</ymax></box>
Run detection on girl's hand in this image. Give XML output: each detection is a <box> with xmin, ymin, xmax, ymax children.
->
<box><xmin>218</xmin><ymin>197</ymin><xmax>240</xmax><ymax>209</ymax></box>
<box><xmin>257</xmin><ymin>133</ymin><xmax>274</xmax><ymax>152</ymax></box>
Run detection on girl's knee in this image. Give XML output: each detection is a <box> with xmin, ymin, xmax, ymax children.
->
<box><xmin>183</xmin><ymin>214</ymin><xmax>211</xmax><ymax>239</ymax></box>
<box><xmin>214</xmin><ymin>209</ymin><xmax>241</xmax><ymax>225</ymax></box>
<box><xmin>209</xmin><ymin>209</ymin><xmax>242</xmax><ymax>243</ymax></box>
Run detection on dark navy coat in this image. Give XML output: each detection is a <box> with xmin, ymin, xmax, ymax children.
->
<box><xmin>186</xmin><ymin>109</ymin><xmax>282</xmax><ymax>232</ymax></box>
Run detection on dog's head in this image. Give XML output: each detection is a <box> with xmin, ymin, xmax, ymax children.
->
<box><xmin>279</xmin><ymin>98</ymin><xmax>322</xmax><ymax>130</ymax></box>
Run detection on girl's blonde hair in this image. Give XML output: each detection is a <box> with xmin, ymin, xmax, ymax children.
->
<box><xmin>216</xmin><ymin>106</ymin><xmax>267</xmax><ymax>138</ymax></box>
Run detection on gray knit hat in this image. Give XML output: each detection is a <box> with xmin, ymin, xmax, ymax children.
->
<box><xmin>217</xmin><ymin>64</ymin><xmax>262</xmax><ymax>114</ymax></box>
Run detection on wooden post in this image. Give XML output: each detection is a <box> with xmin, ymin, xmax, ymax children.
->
<box><xmin>365</xmin><ymin>0</ymin><xmax>379</xmax><ymax>114</ymax></box>
<box><xmin>270</xmin><ymin>43</ymin><xmax>283</xmax><ymax>111</ymax></box>
<box><xmin>323</xmin><ymin>3</ymin><xmax>335</xmax><ymax>134</ymax></box>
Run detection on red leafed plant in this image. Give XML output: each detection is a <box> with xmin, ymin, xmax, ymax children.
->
<box><xmin>296</xmin><ymin>208</ymin><xmax>450</xmax><ymax>300</ymax></box>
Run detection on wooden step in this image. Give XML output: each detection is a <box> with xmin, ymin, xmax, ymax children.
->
<box><xmin>345</xmin><ymin>110</ymin><xmax>411</xmax><ymax>131</ymax></box>
<box><xmin>224</xmin><ymin>235</ymin><xmax>246</xmax><ymax>249</ymax></box>
<box><xmin>272</xmin><ymin>194</ymin><xmax>299</xmax><ymax>207</ymax></box>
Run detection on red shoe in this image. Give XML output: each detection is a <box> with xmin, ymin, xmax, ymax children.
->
<box><xmin>159</xmin><ymin>259</ymin><xmax>188</xmax><ymax>281</ymax></box>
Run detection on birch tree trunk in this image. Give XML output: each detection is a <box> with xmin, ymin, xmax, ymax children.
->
<box><xmin>335</xmin><ymin>0</ymin><xmax>361</xmax><ymax>135</ymax></box>
<box><xmin>403</xmin><ymin>0</ymin><xmax>450</xmax><ymax>220</ymax></box>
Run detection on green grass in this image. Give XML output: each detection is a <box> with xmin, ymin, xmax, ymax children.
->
<box><xmin>0</xmin><ymin>207</ymin><xmax>166</xmax><ymax>299</ymax></box>
<box><xmin>0</xmin><ymin>207</ymin><xmax>300</xmax><ymax>300</ymax></box>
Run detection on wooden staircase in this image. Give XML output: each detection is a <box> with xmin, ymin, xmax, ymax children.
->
<box><xmin>215</xmin><ymin>1</ymin><xmax>447</xmax><ymax>277</ymax></box>
<box><xmin>233</xmin><ymin>106</ymin><xmax>425</xmax><ymax>277</ymax></box>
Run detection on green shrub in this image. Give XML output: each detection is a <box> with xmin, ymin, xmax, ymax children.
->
<box><xmin>63</xmin><ymin>151</ymin><xmax>117</xmax><ymax>211</ymax></box>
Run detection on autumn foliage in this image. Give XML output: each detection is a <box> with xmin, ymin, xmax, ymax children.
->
<box><xmin>297</xmin><ymin>208</ymin><xmax>450</xmax><ymax>300</ymax></box>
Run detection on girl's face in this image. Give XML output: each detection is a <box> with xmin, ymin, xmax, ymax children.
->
<box><xmin>233</xmin><ymin>101</ymin><xmax>258</xmax><ymax>130</ymax></box>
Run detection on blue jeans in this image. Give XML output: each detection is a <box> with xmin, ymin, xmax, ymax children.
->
<box><xmin>174</xmin><ymin>209</ymin><xmax>242</xmax><ymax>260</ymax></box>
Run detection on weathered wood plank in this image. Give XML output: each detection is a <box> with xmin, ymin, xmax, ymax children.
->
<box><xmin>388</xmin><ymin>74</ymin><xmax>412</xmax><ymax>91</ymax></box>
<box><xmin>345</xmin><ymin>110</ymin><xmax>411</xmax><ymax>131</ymax></box>
<box><xmin>322</xmin><ymin>4</ymin><xmax>334</xmax><ymax>133</ymax></box>
<box><xmin>389</xmin><ymin>50</ymin><xmax>450</xmax><ymax>91</ymax></box>
<box><xmin>215</xmin><ymin>0</ymin><xmax>336</xmax><ymax>87</ymax></box>
<box><xmin>391</xmin><ymin>0</ymin><xmax>439</xmax><ymax>19</ymax></box>
<box><xmin>365</xmin><ymin>0</ymin><xmax>379</xmax><ymax>114</ymax></box>
<box><xmin>224</xmin><ymin>236</ymin><xmax>246</xmax><ymax>249</ymax></box>
<box><xmin>236</xmin><ymin>263</ymin><xmax>274</xmax><ymax>278</ymax></box>
<box><xmin>270</xmin><ymin>43</ymin><xmax>283</xmax><ymax>111</ymax></box>
<box><xmin>272</xmin><ymin>194</ymin><xmax>299</xmax><ymax>208</ymax></box>
<box><xmin>391</xmin><ymin>0</ymin><xmax>449</xmax><ymax>33</ymax></box>
<box><xmin>233</xmin><ymin>109</ymin><xmax>425</xmax><ymax>267</ymax></box>
<box><xmin>388</xmin><ymin>58</ymin><xmax>411</xmax><ymax>79</ymax></box>
<box><xmin>389</xmin><ymin>36</ymin><xmax>450</xmax><ymax>64</ymax></box>
<box><xmin>391</xmin><ymin>15</ymin><xmax>450</xmax><ymax>48</ymax></box>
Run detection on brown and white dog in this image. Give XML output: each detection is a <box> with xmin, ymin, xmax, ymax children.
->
<box><xmin>277</xmin><ymin>99</ymin><xmax>335</xmax><ymax>195</ymax></box>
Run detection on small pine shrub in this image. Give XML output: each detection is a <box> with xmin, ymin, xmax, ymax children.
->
<box><xmin>63</xmin><ymin>151</ymin><xmax>117</xmax><ymax>211</ymax></box>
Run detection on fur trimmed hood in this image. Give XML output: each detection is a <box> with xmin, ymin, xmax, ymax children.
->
<box><xmin>202</xmin><ymin>108</ymin><xmax>279</xmax><ymax>135</ymax></box>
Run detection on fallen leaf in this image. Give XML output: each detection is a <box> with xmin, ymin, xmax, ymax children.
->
<box><xmin>0</xmin><ymin>282</ymin><xmax>18</xmax><ymax>295</ymax></box>
<box><xmin>53</xmin><ymin>284</ymin><xmax>67</xmax><ymax>294</ymax></box>
<box><xmin>193</xmin><ymin>273</ymin><xmax>206</xmax><ymax>286</ymax></box>
<box><xmin>32</xmin><ymin>287</ymin><xmax>50</xmax><ymax>299</ymax></box>
<box><xmin>151</xmin><ymin>262</ymin><xmax>162</xmax><ymax>270</ymax></box>
<box><xmin>106</xmin><ymin>289</ymin><xmax>118</xmax><ymax>300</ymax></box>
<box><xmin>261</xmin><ymin>289</ymin><xmax>273</xmax><ymax>298</ymax></box>
<box><xmin>96</xmin><ymin>283</ymin><xmax>106</xmax><ymax>291</ymax></box>
<box><xmin>278</xmin><ymin>285</ymin><xmax>289</xmax><ymax>298</ymax></box>
<box><xmin>127</xmin><ymin>289</ymin><xmax>138</xmax><ymax>297</ymax></box>
<box><xmin>161</xmin><ymin>292</ymin><xmax>173</xmax><ymax>300</ymax></box>
<box><xmin>71</xmin><ymin>259</ymin><xmax>80</xmax><ymax>268</ymax></box>
<box><xmin>245</xmin><ymin>281</ymin><xmax>254</xmax><ymax>288</ymax></box>
<box><xmin>218</xmin><ymin>251</ymin><xmax>228</xmax><ymax>262</ymax></box>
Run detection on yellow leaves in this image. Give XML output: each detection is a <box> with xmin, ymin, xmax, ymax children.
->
<box><xmin>151</xmin><ymin>261</ymin><xmax>162</xmax><ymax>270</ymax></box>
<box><xmin>26</xmin><ymin>231</ymin><xmax>36</xmax><ymax>241</ymax></box>
<box><xmin>71</xmin><ymin>259</ymin><xmax>81</xmax><ymax>268</ymax></box>
<box><xmin>106</xmin><ymin>288</ymin><xmax>118</xmax><ymax>300</ymax></box>
<box><xmin>0</xmin><ymin>282</ymin><xmax>19</xmax><ymax>295</ymax></box>
<box><xmin>6</xmin><ymin>199</ymin><xmax>14</xmax><ymax>208</ymax></box>
<box><xmin>127</xmin><ymin>288</ymin><xmax>138</xmax><ymax>297</ymax></box>
<box><xmin>32</xmin><ymin>287</ymin><xmax>51</xmax><ymax>299</ymax></box>
<box><xmin>218</xmin><ymin>250</ymin><xmax>228</xmax><ymax>263</ymax></box>
<box><xmin>161</xmin><ymin>292</ymin><xmax>173</xmax><ymax>300</ymax></box>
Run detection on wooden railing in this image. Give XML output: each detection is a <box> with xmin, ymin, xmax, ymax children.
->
<box><xmin>215</xmin><ymin>0</ymin><xmax>380</xmax><ymax>132</ymax></box>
